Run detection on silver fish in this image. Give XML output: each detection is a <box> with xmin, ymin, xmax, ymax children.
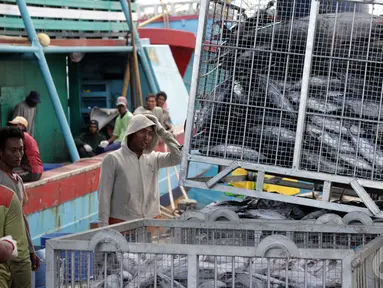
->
<box><xmin>250</xmin><ymin>125</ymin><xmax>296</xmax><ymax>143</ymax></box>
<box><xmin>306</xmin><ymin>124</ymin><xmax>356</xmax><ymax>153</ymax></box>
<box><xmin>346</xmin><ymin>99</ymin><xmax>383</xmax><ymax>119</ymax></box>
<box><xmin>226</xmin><ymin>273</ymin><xmax>266</xmax><ymax>288</ymax></box>
<box><xmin>240</xmin><ymin>209</ymin><xmax>287</xmax><ymax>220</ymax></box>
<box><xmin>271</xmin><ymin>268</ymin><xmax>323</xmax><ymax>288</ymax></box>
<box><xmin>349</xmin><ymin>133</ymin><xmax>383</xmax><ymax>168</ymax></box>
<box><xmin>198</xmin><ymin>280</ymin><xmax>226</xmax><ymax>288</ymax></box>
<box><xmin>310</xmin><ymin>115</ymin><xmax>349</xmax><ymax>134</ymax></box>
<box><xmin>349</xmin><ymin>124</ymin><xmax>366</xmax><ymax>136</ymax></box>
<box><xmin>291</xmin><ymin>97</ymin><xmax>340</xmax><ymax>113</ymax></box>
<box><xmin>106</xmin><ymin>274</ymin><xmax>121</xmax><ymax>288</ymax></box>
<box><xmin>202</xmin><ymin>145</ymin><xmax>267</xmax><ymax>162</ymax></box>
<box><xmin>291</xmin><ymin>76</ymin><xmax>344</xmax><ymax>91</ymax></box>
<box><xmin>249</xmin><ymin>258</ymin><xmax>286</xmax><ymax>275</ymax></box>
<box><xmin>122</xmin><ymin>254</ymin><xmax>138</xmax><ymax>276</ymax></box>
<box><xmin>302</xmin><ymin>151</ymin><xmax>348</xmax><ymax>174</ymax></box>
<box><xmin>306</xmin><ymin>98</ymin><xmax>340</xmax><ymax>113</ymax></box>
<box><xmin>124</xmin><ymin>270</ymin><xmax>155</xmax><ymax>288</ymax></box>
<box><xmin>338</xmin><ymin>153</ymin><xmax>373</xmax><ymax>171</ymax></box>
<box><xmin>157</xmin><ymin>272</ymin><xmax>186</xmax><ymax>288</ymax></box>
<box><xmin>257</xmin><ymin>74</ymin><xmax>296</xmax><ymax>112</ymax></box>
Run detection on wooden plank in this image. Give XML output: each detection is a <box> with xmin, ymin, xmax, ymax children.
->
<box><xmin>0</xmin><ymin>0</ymin><xmax>128</xmax><ymax>11</ymax></box>
<box><xmin>0</xmin><ymin>17</ymin><xmax>129</xmax><ymax>31</ymax></box>
<box><xmin>0</xmin><ymin>4</ymin><xmax>131</xmax><ymax>21</ymax></box>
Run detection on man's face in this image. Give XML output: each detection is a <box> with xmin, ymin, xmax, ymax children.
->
<box><xmin>0</xmin><ymin>138</ymin><xmax>24</xmax><ymax>168</ymax></box>
<box><xmin>89</xmin><ymin>124</ymin><xmax>98</xmax><ymax>135</ymax></box>
<box><xmin>117</xmin><ymin>104</ymin><xmax>127</xmax><ymax>115</ymax></box>
<box><xmin>130</xmin><ymin>127</ymin><xmax>154</xmax><ymax>151</ymax></box>
<box><xmin>26</xmin><ymin>98</ymin><xmax>38</xmax><ymax>108</ymax></box>
<box><xmin>157</xmin><ymin>96</ymin><xmax>166</xmax><ymax>108</ymax></box>
<box><xmin>146</xmin><ymin>97</ymin><xmax>156</xmax><ymax>110</ymax></box>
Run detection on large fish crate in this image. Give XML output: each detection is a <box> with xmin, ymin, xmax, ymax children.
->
<box><xmin>45</xmin><ymin>219</ymin><xmax>383</xmax><ymax>288</ymax></box>
<box><xmin>180</xmin><ymin>0</ymin><xmax>383</xmax><ymax>218</ymax></box>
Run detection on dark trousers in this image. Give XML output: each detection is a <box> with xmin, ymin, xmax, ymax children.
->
<box><xmin>94</xmin><ymin>142</ymin><xmax>121</xmax><ymax>155</ymax></box>
<box><xmin>77</xmin><ymin>147</ymin><xmax>96</xmax><ymax>158</ymax></box>
<box><xmin>17</xmin><ymin>170</ymin><xmax>42</xmax><ymax>183</ymax></box>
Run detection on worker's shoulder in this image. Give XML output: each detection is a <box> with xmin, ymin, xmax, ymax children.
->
<box><xmin>0</xmin><ymin>185</ymin><xmax>17</xmax><ymax>209</ymax></box>
<box><xmin>14</xmin><ymin>101</ymin><xmax>25</xmax><ymax>109</ymax></box>
<box><xmin>101</xmin><ymin>150</ymin><xmax>121</xmax><ymax>163</ymax></box>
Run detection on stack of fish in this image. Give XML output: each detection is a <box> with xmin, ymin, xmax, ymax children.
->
<box><xmin>86</xmin><ymin>246</ymin><xmax>344</xmax><ymax>288</ymax></box>
<box><xmin>193</xmin><ymin>11</ymin><xmax>383</xmax><ymax>180</ymax></box>
<box><xmin>198</xmin><ymin>197</ymin><xmax>335</xmax><ymax>221</ymax></box>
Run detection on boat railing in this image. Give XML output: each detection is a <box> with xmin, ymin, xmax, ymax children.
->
<box><xmin>0</xmin><ymin>0</ymin><xmax>131</xmax><ymax>38</ymax></box>
<box><xmin>135</xmin><ymin>0</ymin><xmax>200</xmax><ymax>20</ymax></box>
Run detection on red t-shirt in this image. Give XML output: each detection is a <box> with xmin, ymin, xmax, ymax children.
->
<box><xmin>23</xmin><ymin>132</ymin><xmax>43</xmax><ymax>174</ymax></box>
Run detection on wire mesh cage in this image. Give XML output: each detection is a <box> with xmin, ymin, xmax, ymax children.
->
<box><xmin>185</xmin><ymin>0</ymin><xmax>383</xmax><ymax>182</ymax></box>
<box><xmin>46</xmin><ymin>219</ymin><xmax>383</xmax><ymax>287</ymax></box>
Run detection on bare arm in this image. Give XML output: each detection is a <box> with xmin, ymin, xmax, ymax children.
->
<box><xmin>107</xmin><ymin>135</ymin><xmax>118</xmax><ymax>144</ymax></box>
<box><xmin>98</xmin><ymin>155</ymin><xmax>116</xmax><ymax>227</ymax></box>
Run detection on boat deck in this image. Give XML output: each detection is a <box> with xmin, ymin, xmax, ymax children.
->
<box><xmin>23</xmin><ymin>127</ymin><xmax>184</xmax><ymax>216</ymax></box>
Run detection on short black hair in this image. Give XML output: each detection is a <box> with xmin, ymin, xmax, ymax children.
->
<box><xmin>156</xmin><ymin>91</ymin><xmax>167</xmax><ymax>101</ymax></box>
<box><xmin>0</xmin><ymin>127</ymin><xmax>24</xmax><ymax>151</ymax></box>
<box><xmin>146</xmin><ymin>94</ymin><xmax>156</xmax><ymax>101</ymax></box>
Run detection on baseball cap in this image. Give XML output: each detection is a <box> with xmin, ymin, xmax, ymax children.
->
<box><xmin>116</xmin><ymin>96</ymin><xmax>128</xmax><ymax>107</ymax></box>
<box><xmin>8</xmin><ymin>116</ymin><xmax>28</xmax><ymax>128</ymax></box>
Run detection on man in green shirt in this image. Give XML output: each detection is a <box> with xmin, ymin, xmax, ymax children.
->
<box><xmin>99</xmin><ymin>97</ymin><xmax>133</xmax><ymax>152</ymax></box>
<box><xmin>75</xmin><ymin>120</ymin><xmax>106</xmax><ymax>158</ymax></box>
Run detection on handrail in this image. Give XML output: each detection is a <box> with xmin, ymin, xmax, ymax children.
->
<box><xmin>136</xmin><ymin>0</ymin><xmax>199</xmax><ymax>20</ymax></box>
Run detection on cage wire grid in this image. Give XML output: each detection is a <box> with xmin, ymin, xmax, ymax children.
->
<box><xmin>182</xmin><ymin>0</ymin><xmax>383</xmax><ymax>182</ymax></box>
<box><xmin>45</xmin><ymin>219</ymin><xmax>383</xmax><ymax>287</ymax></box>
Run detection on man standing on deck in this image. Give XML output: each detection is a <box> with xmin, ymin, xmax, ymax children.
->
<box><xmin>99</xmin><ymin>97</ymin><xmax>133</xmax><ymax>153</ymax></box>
<box><xmin>156</xmin><ymin>91</ymin><xmax>174</xmax><ymax>133</ymax></box>
<box><xmin>134</xmin><ymin>94</ymin><xmax>164</xmax><ymax>123</ymax></box>
<box><xmin>0</xmin><ymin>127</ymin><xmax>40</xmax><ymax>283</ymax></box>
<box><xmin>13</xmin><ymin>91</ymin><xmax>41</xmax><ymax>137</ymax></box>
<box><xmin>97</xmin><ymin>114</ymin><xmax>182</xmax><ymax>227</ymax></box>
<box><xmin>8</xmin><ymin>117</ymin><xmax>43</xmax><ymax>182</ymax></box>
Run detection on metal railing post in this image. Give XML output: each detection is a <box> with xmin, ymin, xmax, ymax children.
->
<box><xmin>119</xmin><ymin>0</ymin><xmax>159</xmax><ymax>94</ymax></box>
<box><xmin>16</xmin><ymin>0</ymin><xmax>80</xmax><ymax>162</ymax></box>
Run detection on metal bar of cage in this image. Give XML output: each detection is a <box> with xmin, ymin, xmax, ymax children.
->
<box><xmin>0</xmin><ymin>46</ymin><xmax>134</xmax><ymax>53</ymax></box>
<box><xmin>45</xmin><ymin>218</ymin><xmax>383</xmax><ymax>287</ymax></box>
<box><xmin>292</xmin><ymin>0</ymin><xmax>319</xmax><ymax>169</ymax></box>
<box><xmin>16</xmin><ymin>0</ymin><xmax>80</xmax><ymax>162</ymax></box>
<box><xmin>10</xmin><ymin>0</ymin><xmax>157</xmax><ymax>164</ymax></box>
<box><xmin>179</xmin><ymin>0</ymin><xmax>210</xmax><ymax>181</ymax></box>
<box><xmin>180</xmin><ymin>0</ymin><xmax>383</xmax><ymax>217</ymax></box>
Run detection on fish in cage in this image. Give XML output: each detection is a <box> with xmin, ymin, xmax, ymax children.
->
<box><xmin>193</xmin><ymin>5</ymin><xmax>383</xmax><ymax>180</ymax></box>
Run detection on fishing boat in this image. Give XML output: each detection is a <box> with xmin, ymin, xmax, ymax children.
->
<box><xmin>0</xmin><ymin>0</ymin><xmax>370</xmax><ymax>247</ymax></box>
<box><xmin>0</xmin><ymin>0</ymin><xmax>217</xmax><ymax>248</ymax></box>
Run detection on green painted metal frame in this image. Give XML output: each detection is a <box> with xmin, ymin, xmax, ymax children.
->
<box><xmin>0</xmin><ymin>17</ymin><xmax>129</xmax><ymax>31</ymax></box>
<box><xmin>0</xmin><ymin>0</ymin><xmax>156</xmax><ymax>162</ymax></box>
<box><xmin>1</xmin><ymin>0</ymin><xmax>133</xmax><ymax>11</ymax></box>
